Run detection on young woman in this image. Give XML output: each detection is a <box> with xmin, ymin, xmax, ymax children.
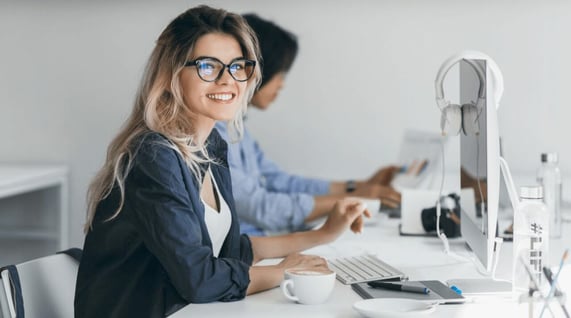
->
<box><xmin>74</xmin><ymin>6</ymin><xmax>368</xmax><ymax>318</ymax></box>
<box><xmin>215</xmin><ymin>14</ymin><xmax>401</xmax><ymax>236</ymax></box>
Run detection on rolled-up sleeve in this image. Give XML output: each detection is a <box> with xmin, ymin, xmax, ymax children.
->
<box><xmin>239</xmin><ymin>234</ymin><xmax>253</xmax><ymax>265</ymax></box>
<box><xmin>126</xmin><ymin>142</ymin><xmax>250</xmax><ymax>303</ymax></box>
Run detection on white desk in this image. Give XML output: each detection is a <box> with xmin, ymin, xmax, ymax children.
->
<box><xmin>171</xmin><ymin>211</ymin><xmax>570</xmax><ymax>318</ymax></box>
<box><xmin>0</xmin><ymin>164</ymin><xmax>69</xmax><ymax>263</ymax></box>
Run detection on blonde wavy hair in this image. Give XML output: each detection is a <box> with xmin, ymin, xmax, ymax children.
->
<box><xmin>84</xmin><ymin>6</ymin><xmax>261</xmax><ymax>232</ymax></box>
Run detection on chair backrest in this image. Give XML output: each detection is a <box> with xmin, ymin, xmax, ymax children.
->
<box><xmin>1</xmin><ymin>249</ymin><xmax>81</xmax><ymax>318</ymax></box>
<box><xmin>0</xmin><ymin>277</ymin><xmax>10</xmax><ymax>318</ymax></box>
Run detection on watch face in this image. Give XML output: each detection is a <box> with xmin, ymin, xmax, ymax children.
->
<box><xmin>347</xmin><ymin>180</ymin><xmax>356</xmax><ymax>192</ymax></box>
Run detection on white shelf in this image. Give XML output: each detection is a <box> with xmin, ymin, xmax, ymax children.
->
<box><xmin>0</xmin><ymin>165</ymin><xmax>67</xmax><ymax>198</ymax></box>
<box><xmin>0</xmin><ymin>164</ymin><xmax>69</xmax><ymax>258</ymax></box>
<box><xmin>0</xmin><ymin>229</ymin><xmax>59</xmax><ymax>241</ymax></box>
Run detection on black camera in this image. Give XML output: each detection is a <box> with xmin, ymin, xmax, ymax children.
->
<box><xmin>421</xmin><ymin>193</ymin><xmax>461</xmax><ymax>238</ymax></box>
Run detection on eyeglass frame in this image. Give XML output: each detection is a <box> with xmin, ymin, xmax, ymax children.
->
<box><xmin>184</xmin><ymin>56</ymin><xmax>256</xmax><ymax>82</ymax></box>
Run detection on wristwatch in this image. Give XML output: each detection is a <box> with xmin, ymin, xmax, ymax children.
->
<box><xmin>346</xmin><ymin>180</ymin><xmax>357</xmax><ymax>193</ymax></box>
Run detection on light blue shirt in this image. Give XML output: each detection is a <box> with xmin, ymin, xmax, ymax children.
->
<box><xmin>215</xmin><ymin>122</ymin><xmax>330</xmax><ymax>236</ymax></box>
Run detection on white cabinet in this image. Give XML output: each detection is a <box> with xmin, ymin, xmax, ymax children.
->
<box><xmin>0</xmin><ymin>165</ymin><xmax>68</xmax><ymax>265</ymax></box>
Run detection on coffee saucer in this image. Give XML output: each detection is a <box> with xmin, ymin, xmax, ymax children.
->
<box><xmin>353</xmin><ymin>298</ymin><xmax>437</xmax><ymax>317</ymax></box>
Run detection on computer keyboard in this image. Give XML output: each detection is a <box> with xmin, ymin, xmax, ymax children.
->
<box><xmin>328</xmin><ymin>254</ymin><xmax>407</xmax><ymax>285</ymax></box>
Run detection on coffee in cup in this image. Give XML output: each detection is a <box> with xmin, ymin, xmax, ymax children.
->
<box><xmin>280</xmin><ymin>268</ymin><xmax>336</xmax><ymax>305</ymax></box>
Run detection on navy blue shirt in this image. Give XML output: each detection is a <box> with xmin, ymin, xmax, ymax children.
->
<box><xmin>75</xmin><ymin>130</ymin><xmax>253</xmax><ymax>318</ymax></box>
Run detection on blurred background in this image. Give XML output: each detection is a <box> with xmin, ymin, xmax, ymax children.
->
<box><xmin>0</xmin><ymin>0</ymin><xmax>569</xmax><ymax>258</ymax></box>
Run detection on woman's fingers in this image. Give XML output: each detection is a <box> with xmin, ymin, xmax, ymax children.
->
<box><xmin>346</xmin><ymin>201</ymin><xmax>368</xmax><ymax>234</ymax></box>
<box><xmin>350</xmin><ymin>215</ymin><xmax>363</xmax><ymax>233</ymax></box>
<box><xmin>363</xmin><ymin>208</ymin><xmax>372</xmax><ymax>218</ymax></box>
<box><xmin>321</xmin><ymin>198</ymin><xmax>372</xmax><ymax>241</ymax></box>
<box><xmin>299</xmin><ymin>255</ymin><xmax>328</xmax><ymax>269</ymax></box>
<box><xmin>280</xmin><ymin>253</ymin><xmax>330</xmax><ymax>271</ymax></box>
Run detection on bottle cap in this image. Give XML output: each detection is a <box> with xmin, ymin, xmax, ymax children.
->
<box><xmin>520</xmin><ymin>185</ymin><xmax>543</xmax><ymax>199</ymax></box>
<box><xmin>541</xmin><ymin>152</ymin><xmax>559</xmax><ymax>163</ymax></box>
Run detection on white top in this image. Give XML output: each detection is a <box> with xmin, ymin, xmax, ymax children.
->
<box><xmin>202</xmin><ymin>169</ymin><xmax>231</xmax><ymax>258</ymax></box>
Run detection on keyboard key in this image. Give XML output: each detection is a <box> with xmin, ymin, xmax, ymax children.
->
<box><xmin>328</xmin><ymin>254</ymin><xmax>406</xmax><ymax>285</ymax></box>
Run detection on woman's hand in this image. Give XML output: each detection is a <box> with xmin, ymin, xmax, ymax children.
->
<box><xmin>248</xmin><ymin>253</ymin><xmax>330</xmax><ymax>296</ymax></box>
<box><xmin>276</xmin><ymin>253</ymin><xmax>329</xmax><ymax>272</ymax></box>
<box><xmin>318</xmin><ymin>198</ymin><xmax>371</xmax><ymax>243</ymax></box>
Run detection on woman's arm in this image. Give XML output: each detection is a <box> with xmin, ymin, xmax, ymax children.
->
<box><xmin>250</xmin><ymin>198</ymin><xmax>370</xmax><ymax>263</ymax></box>
<box><xmin>245</xmin><ymin>198</ymin><xmax>370</xmax><ymax>294</ymax></box>
<box><xmin>249</xmin><ymin>225</ymin><xmax>330</xmax><ymax>262</ymax></box>
<box><xmin>304</xmin><ymin>182</ymin><xmax>402</xmax><ymax>223</ymax></box>
<box><xmin>303</xmin><ymin>194</ymin><xmax>343</xmax><ymax>223</ymax></box>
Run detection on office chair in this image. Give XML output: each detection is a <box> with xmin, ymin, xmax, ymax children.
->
<box><xmin>0</xmin><ymin>277</ymin><xmax>10</xmax><ymax>318</ymax></box>
<box><xmin>0</xmin><ymin>248</ymin><xmax>81</xmax><ymax>318</ymax></box>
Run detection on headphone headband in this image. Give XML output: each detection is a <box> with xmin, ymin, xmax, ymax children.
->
<box><xmin>434</xmin><ymin>50</ymin><xmax>504</xmax><ymax>110</ymax></box>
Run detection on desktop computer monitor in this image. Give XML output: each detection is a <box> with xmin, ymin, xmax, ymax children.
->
<box><xmin>459</xmin><ymin>59</ymin><xmax>501</xmax><ymax>274</ymax></box>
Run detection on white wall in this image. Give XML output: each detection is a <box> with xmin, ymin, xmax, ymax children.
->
<box><xmin>1</xmin><ymin>0</ymin><xmax>570</xmax><ymax>248</ymax></box>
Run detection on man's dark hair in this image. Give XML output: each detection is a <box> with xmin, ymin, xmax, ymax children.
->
<box><xmin>243</xmin><ymin>14</ymin><xmax>298</xmax><ymax>88</ymax></box>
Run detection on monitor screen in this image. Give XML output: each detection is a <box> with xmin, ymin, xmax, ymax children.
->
<box><xmin>459</xmin><ymin>59</ymin><xmax>501</xmax><ymax>273</ymax></box>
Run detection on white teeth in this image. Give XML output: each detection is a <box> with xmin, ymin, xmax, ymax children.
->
<box><xmin>207</xmin><ymin>93</ymin><xmax>233</xmax><ymax>101</ymax></box>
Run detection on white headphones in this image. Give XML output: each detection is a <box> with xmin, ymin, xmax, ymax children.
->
<box><xmin>434</xmin><ymin>50</ymin><xmax>504</xmax><ymax>136</ymax></box>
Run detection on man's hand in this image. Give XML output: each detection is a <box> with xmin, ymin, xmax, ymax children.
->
<box><xmin>352</xmin><ymin>183</ymin><xmax>401</xmax><ymax>208</ymax></box>
<box><xmin>368</xmin><ymin>165</ymin><xmax>401</xmax><ymax>186</ymax></box>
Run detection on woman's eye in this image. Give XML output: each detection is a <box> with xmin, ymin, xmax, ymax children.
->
<box><xmin>198</xmin><ymin>63</ymin><xmax>217</xmax><ymax>74</ymax></box>
<box><xmin>230</xmin><ymin>63</ymin><xmax>244</xmax><ymax>72</ymax></box>
<box><xmin>199</xmin><ymin>63</ymin><xmax>216</xmax><ymax>70</ymax></box>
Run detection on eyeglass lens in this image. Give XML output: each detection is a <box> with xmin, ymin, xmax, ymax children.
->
<box><xmin>195</xmin><ymin>58</ymin><xmax>254</xmax><ymax>82</ymax></box>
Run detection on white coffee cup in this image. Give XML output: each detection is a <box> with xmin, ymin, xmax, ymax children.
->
<box><xmin>354</xmin><ymin>198</ymin><xmax>381</xmax><ymax>213</ymax></box>
<box><xmin>280</xmin><ymin>268</ymin><xmax>336</xmax><ymax>305</ymax></box>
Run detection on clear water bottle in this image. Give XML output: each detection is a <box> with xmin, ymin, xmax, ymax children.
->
<box><xmin>512</xmin><ymin>185</ymin><xmax>549</xmax><ymax>293</ymax></box>
<box><xmin>537</xmin><ymin>152</ymin><xmax>562</xmax><ymax>238</ymax></box>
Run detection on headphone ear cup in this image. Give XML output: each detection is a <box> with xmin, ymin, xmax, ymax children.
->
<box><xmin>461</xmin><ymin>103</ymin><xmax>480</xmax><ymax>135</ymax></box>
<box><xmin>440</xmin><ymin>104</ymin><xmax>462</xmax><ymax>136</ymax></box>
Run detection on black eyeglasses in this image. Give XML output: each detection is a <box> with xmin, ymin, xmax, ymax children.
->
<box><xmin>184</xmin><ymin>56</ymin><xmax>256</xmax><ymax>82</ymax></box>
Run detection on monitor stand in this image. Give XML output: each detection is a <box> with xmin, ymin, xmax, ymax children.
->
<box><xmin>446</xmin><ymin>157</ymin><xmax>520</xmax><ymax>298</ymax></box>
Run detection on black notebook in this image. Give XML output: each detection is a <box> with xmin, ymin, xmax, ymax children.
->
<box><xmin>351</xmin><ymin>280</ymin><xmax>466</xmax><ymax>304</ymax></box>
